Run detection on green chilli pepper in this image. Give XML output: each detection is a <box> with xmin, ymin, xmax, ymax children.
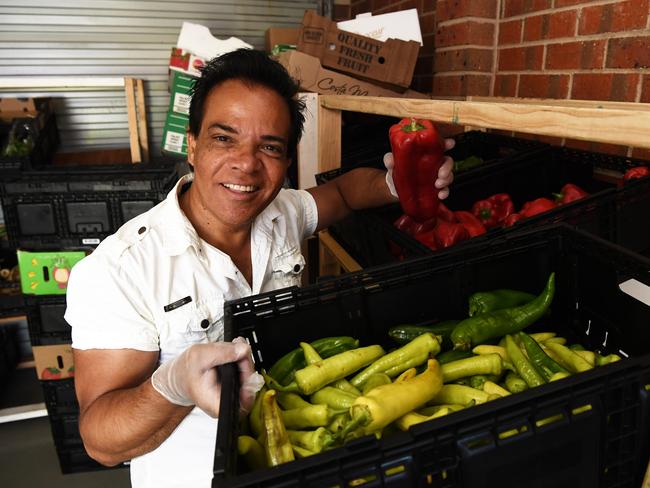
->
<box><xmin>468</xmin><ymin>289</ymin><xmax>536</xmax><ymax>317</ymax></box>
<box><xmin>451</xmin><ymin>273</ymin><xmax>555</xmax><ymax>350</ymax></box>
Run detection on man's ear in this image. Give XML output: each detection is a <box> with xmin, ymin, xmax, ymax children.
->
<box><xmin>186</xmin><ymin>131</ymin><xmax>196</xmax><ymax>166</ymax></box>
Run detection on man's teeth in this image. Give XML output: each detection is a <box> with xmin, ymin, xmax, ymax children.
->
<box><xmin>223</xmin><ymin>183</ymin><xmax>256</xmax><ymax>192</ymax></box>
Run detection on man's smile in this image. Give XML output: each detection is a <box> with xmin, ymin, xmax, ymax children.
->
<box><xmin>221</xmin><ymin>183</ymin><xmax>259</xmax><ymax>193</ymax></box>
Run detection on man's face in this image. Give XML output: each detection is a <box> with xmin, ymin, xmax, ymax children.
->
<box><xmin>186</xmin><ymin>79</ymin><xmax>291</xmax><ymax>231</ymax></box>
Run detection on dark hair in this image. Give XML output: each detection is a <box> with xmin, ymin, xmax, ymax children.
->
<box><xmin>188</xmin><ymin>48</ymin><xmax>306</xmax><ymax>160</ymax></box>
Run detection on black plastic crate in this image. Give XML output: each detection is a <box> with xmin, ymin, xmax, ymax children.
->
<box><xmin>214</xmin><ymin>224</ymin><xmax>650</xmax><ymax>488</ymax></box>
<box><xmin>42</xmin><ymin>378</ymin><xmax>78</xmax><ymax>415</ymax></box>
<box><xmin>0</xmin><ymin>248</ymin><xmax>24</xmax><ymax>318</ymax></box>
<box><xmin>0</xmin><ymin>163</ymin><xmax>177</xmax><ymax>249</ymax></box>
<box><xmin>0</xmin><ymin>112</ymin><xmax>59</xmax><ymax>173</ymax></box>
<box><xmin>49</xmin><ymin>412</ymin><xmax>83</xmax><ymax>448</ymax></box>
<box><xmin>316</xmin><ymin>145</ymin><xmax>643</xmax><ymax>267</ymax></box>
<box><xmin>24</xmin><ymin>294</ymin><xmax>70</xmax><ymax>345</ymax></box>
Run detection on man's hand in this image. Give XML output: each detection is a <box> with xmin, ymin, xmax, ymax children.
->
<box><xmin>151</xmin><ymin>338</ymin><xmax>264</xmax><ymax>418</ymax></box>
<box><xmin>384</xmin><ymin>138</ymin><xmax>456</xmax><ymax>200</ymax></box>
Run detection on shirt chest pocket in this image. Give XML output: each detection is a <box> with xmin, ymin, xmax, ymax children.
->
<box><xmin>161</xmin><ymin>298</ymin><xmax>225</xmax><ymax>357</ymax></box>
<box><xmin>271</xmin><ymin>247</ymin><xmax>305</xmax><ymax>288</ymax></box>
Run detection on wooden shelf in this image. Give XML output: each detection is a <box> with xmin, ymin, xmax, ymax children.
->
<box><xmin>314</xmin><ymin>94</ymin><xmax>650</xmax><ymax>276</ymax></box>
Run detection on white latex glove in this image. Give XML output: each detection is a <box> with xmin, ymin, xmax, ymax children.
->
<box><xmin>151</xmin><ymin>337</ymin><xmax>264</xmax><ymax>418</ymax></box>
<box><xmin>384</xmin><ymin>138</ymin><xmax>456</xmax><ymax>200</ymax></box>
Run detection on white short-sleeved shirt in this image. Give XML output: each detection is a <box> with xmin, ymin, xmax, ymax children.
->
<box><xmin>64</xmin><ymin>174</ymin><xmax>318</xmax><ymax>488</ymax></box>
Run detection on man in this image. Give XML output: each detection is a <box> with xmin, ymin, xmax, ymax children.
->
<box><xmin>65</xmin><ymin>49</ymin><xmax>454</xmax><ymax>487</ymax></box>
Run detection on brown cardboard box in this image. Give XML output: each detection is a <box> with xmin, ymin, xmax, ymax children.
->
<box><xmin>0</xmin><ymin>97</ymin><xmax>51</xmax><ymax>128</ymax></box>
<box><xmin>265</xmin><ymin>27</ymin><xmax>299</xmax><ymax>52</ymax></box>
<box><xmin>33</xmin><ymin>344</ymin><xmax>74</xmax><ymax>380</ymax></box>
<box><xmin>297</xmin><ymin>10</ymin><xmax>420</xmax><ymax>89</ymax></box>
<box><xmin>277</xmin><ymin>50</ymin><xmax>429</xmax><ymax>99</ymax></box>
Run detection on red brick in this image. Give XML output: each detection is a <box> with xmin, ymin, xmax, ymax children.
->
<box><xmin>498</xmin><ymin>46</ymin><xmax>544</xmax><ymax>71</ymax></box>
<box><xmin>579</xmin><ymin>0</ymin><xmax>649</xmax><ymax>35</ymax></box>
<box><xmin>499</xmin><ymin>19</ymin><xmax>522</xmax><ymax>45</ymax></box>
<box><xmin>420</xmin><ymin>12</ymin><xmax>436</xmax><ymax>35</ymax></box>
<box><xmin>494</xmin><ymin>74</ymin><xmax>518</xmax><ymax>96</ymax></box>
<box><xmin>523</xmin><ymin>10</ymin><xmax>576</xmax><ymax>41</ymax></box>
<box><xmin>572</xmin><ymin>73</ymin><xmax>640</xmax><ymax>101</ymax></box>
<box><xmin>606</xmin><ymin>37</ymin><xmax>650</xmax><ymax>69</ymax></box>
<box><xmin>351</xmin><ymin>1</ymin><xmax>371</xmax><ymax>17</ymax></box>
<box><xmin>519</xmin><ymin>74</ymin><xmax>570</xmax><ymax>98</ymax></box>
<box><xmin>545</xmin><ymin>40</ymin><xmax>605</xmax><ymax>70</ymax></box>
<box><xmin>523</xmin><ymin>14</ymin><xmax>544</xmax><ymax>41</ymax></box>
<box><xmin>435</xmin><ymin>48</ymin><xmax>494</xmax><ymax>72</ymax></box>
<box><xmin>436</xmin><ymin>21</ymin><xmax>495</xmax><ymax>48</ymax></box>
<box><xmin>420</xmin><ymin>0</ymin><xmax>436</xmax><ymax>13</ymax></box>
<box><xmin>547</xmin><ymin>9</ymin><xmax>577</xmax><ymax>38</ymax></box>
<box><xmin>376</xmin><ymin>0</ymin><xmax>418</xmax><ymax>14</ymax></box>
<box><xmin>503</xmin><ymin>0</ymin><xmax>552</xmax><ymax>18</ymax></box>
<box><xmin>432</xmin><ymin>74</ymin><xmax>492</xmax><ymax>97</ymax></box>
<box><xmin>641</xmin><ymin>75</ymin><xmax>650</xmax><ymax>103</ymax></box>
<box><xmin>436</xmin><ymin>0</ymin><xmax>497</xmax><ymax>22</ymax></box>
<box><xmin>631</xmin><ymin>147</ymin><xmax>650</xmax><ymax>161</ymax></box>
<box><xmin>564</xmin><ymin>138</ymin><xmax>628</xmax><ymax>157</ymax></box>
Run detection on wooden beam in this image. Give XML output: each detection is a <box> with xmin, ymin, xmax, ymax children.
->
<box><xmin>124</xmin><ymin>77</ymin><xmax>142</xmax><ymax>163</ymax></box>
<box><xmin>318</xmin><ymin>230</ymin><xmax>362</xmax><ymax>275</ymax></box>
<box><xmin>317</xmin><ymin>103</ymin><xmax>342</xmax><ymax>173</ymax></box>
<box><xmin>467</xmin><ymin>96</ymin><xmax>650</xmax><ymax>111</ymax></box>
<box><xmin>135</xmin><ymin>79</ymin><xmax>150</xmax><ymax>163</ymax></box>
<box><xmin>319</xmin><ymin>96</ymin><xmax>650</xmax><ymax>149</ymax></box>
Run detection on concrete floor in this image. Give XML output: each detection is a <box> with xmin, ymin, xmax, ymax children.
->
<box><xmin>0</xmin><ymin>416</ymin><xmax>130</xmax><ymax>488</ymax></box>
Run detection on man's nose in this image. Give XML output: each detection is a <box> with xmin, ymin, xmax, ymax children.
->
<box><xmin>233</xmin><ymin>144</ymin><xmax>261</xmax><ymax>173</ymax></box>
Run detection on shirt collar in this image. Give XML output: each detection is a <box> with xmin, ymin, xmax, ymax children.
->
<box><xmin>160</xmin><ymin>173</ymin><xmax>284</xmax><ymax>256</ymax></box>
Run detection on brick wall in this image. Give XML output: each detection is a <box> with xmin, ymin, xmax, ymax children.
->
<box><xmin>335</xmin><ymin>0</ymin><xmax>650</xmax><ymax>158</ymax></box>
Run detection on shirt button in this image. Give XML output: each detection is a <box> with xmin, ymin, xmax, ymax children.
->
<box><xmin>200</xmin><ymin>319</ymin><xmax>210</xmax><ymax>329</ymax></box>
<box><xmin>293</xmin><ymin>264</ymin><xmax>301</xmax><ymax>272</ymax></box>
<box><xmin>138</xmin><ymin>226</ymin><xmax>146</xmax><ymax>234</ymax></box>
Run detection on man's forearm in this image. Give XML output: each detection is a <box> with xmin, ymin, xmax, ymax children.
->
<box><xmin>333</xmin><ymin>167</ymin><xmax>396</xmax><ymax>211</ymax></box>
<box><xmin>79</xmin><ymin>378</ymin><xmax>191</xmax><ymax>466</ymax></box>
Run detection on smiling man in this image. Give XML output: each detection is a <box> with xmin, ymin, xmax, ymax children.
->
<box><xmin>64</xmin><ymin>49</ymin><xmax>454</xmax><ymax>488</ymax></box>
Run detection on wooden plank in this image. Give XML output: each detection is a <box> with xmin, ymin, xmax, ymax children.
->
<box><xmin>0</xmin><ymin>403</ymin><xmax>47</xmax><ymax>424</ymax></box>
<box><xmin>135</xmin><ymin>78</ymin><xmax>149</xmax><ymax>163</ymax></box>
<box><xmin>467</xmin><ymin>96</ymin><xmax>650</xmax><ymax>111</ymax></box>
<box><xmin>319</xmin><ymin>96</ymin><xmax>650</xmax><ymax>149</ymax></box>
<box><xmin>0</xmin><ymin>315</ymin><xmax>26</xmax><ymax>326</ymax></box>
<box><xmin>318</xmin><ymin>230</ymin><xmax>362</xmax><ymax>274</ymax></box>
<box><xmin>317</xmin><ymin>104</ymin><xmax>342</xmax><ymax>173</ymax></box>
<box><xmin>124</xmin><ymin>77</ymin><xmax>141</xmax><ymax>163</ymax></box>
<box><xmin>297</xmin><ymin>93</ymin><xmax>319</xmax><ymax>189</ymax></box>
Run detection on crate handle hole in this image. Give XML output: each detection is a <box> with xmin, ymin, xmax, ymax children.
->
<box><xmin>572</xmin><ymin>404</ymin><xmax>592</xmax><ymax>416</ymax></box>
<box><xmin>348</xmin><ymin>474</ymin><xmax>377</xmax><ymax>486</ymax></box>
<box><xmin>465</xmin><ymin>436</ymin><xmax>492</xmax><ymax>450</ymax></box>
<box><xmin>498</xmin><ymin>424</ymin><xmax>528</xmax><ymax>440</ymax></box>
<box><xmin>385</xmin><ymin>465</ymin><xmax>405</xmax><ymax>477</ymax></box>
<box><xmin>42</xmin><ymin>266</ymin><xmax>50</xmax><ymax>282</ymax></box>
<box><xmin>535</xmin><ymin>413</ymin><xmax>565</xmax><ymax>428</ymax></box>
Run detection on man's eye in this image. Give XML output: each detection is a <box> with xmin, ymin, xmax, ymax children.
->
<box><xmin>263</xmin><ymin>144</ymin><xmax>283</xmax><ymax>154</ymax></box>
<box><xmin>213</xmin><ymin>135</ymin><xmax>230</xmax><ymax>142</ymax></box>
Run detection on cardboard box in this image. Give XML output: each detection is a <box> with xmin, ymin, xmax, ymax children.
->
<box><xmin>277</xmin><ymin>50</ymin><xmax>429</xmax><ymax>99</ymax></box>
<box><xmin>169</xmin><ymin>47</ymin><xmax>207</xmax><ymax>78</ymax></box>
<box><xmin>17</xmin><ymin>250</ymin><xmax>87</xmax><ymax>296</ymax></box>
<box><xmin>337</xmin><ymin>9</ymin><xmax>423</xmax><ymax>45</ymax></box>
<box><xmin>265</xmin><ymin>27</ymin><xmax>299</xmax><ymax>52</ymax></box>
<box><xmin>162</xmin><ymin>111</ymin><xmax>190</xmax><ymax>157</ymax></box>
<box><xmin>297</xmin><ymin>10</ymin><xmax>420</xmax><ymax>89</ymax></box>
<box><xmin>33</xmin><ymin>344</ymin><xmax>74</xmax><ymax>380</ymax></box>
<box><xmin>0</xmin><ymin>97</ymin><xmax>51</xmax><ymax>130</ymax></box>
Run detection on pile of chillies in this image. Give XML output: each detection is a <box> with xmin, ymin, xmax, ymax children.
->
<box><xmin>238</xmin><ymin>272</ymin><xmax>622</xmax><ymax>471</ymax></box>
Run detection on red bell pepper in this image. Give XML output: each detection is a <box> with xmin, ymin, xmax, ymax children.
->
<box><xmin>520</xmin><ymin>197</ymin><xmax>557</xmax><ymax>218</ymax></box>
<box><xmin>471</xmin><ymin>193</ymin><xmax>514</xmax><ymax>228</ymax></box>
<box><xmin>437</xmin><ymin>202</ymin><xmax>455</xmax><ymax>223</ymax></box>
<box><xmin>389</xmin><ymin>118</ymin><xmax>445</xmax><ymax>223</ymax></box>
<box><xmin>503</xmin><ymin>213</ymin><xmax>523</xmax><ymax>227</ymax></box>
<box><xmin>623</xmin><ymin>166</ymin><xmax>650</xmax><ymax>181</ymax></box>
<box><xmin>412</xmin><ymin>218</ymin><xmax>437</xmax><ymax>236</ymax></box>
<box><xmin>554</xmin><ymin>183</ymin><xmax>589</xmax><ymax>205</ymax></box>
<box><xmin>434</xmin><ymin>219</ymin><xmax>469</xmax><ymax>249</ymax></box>
<box><xmin>393</xmin><ymin>214</ymin><xmax>417</xmax><ymax>236</ymax></box>
<box><xmin>453</xmin><ymin>211</ymin><xmax>487</xmax><ymax>238</ymax></box>
<box><xmin>414</xmin><ymin>228</ymin><xmax>437</xmax><ymax>251</ymax></box>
